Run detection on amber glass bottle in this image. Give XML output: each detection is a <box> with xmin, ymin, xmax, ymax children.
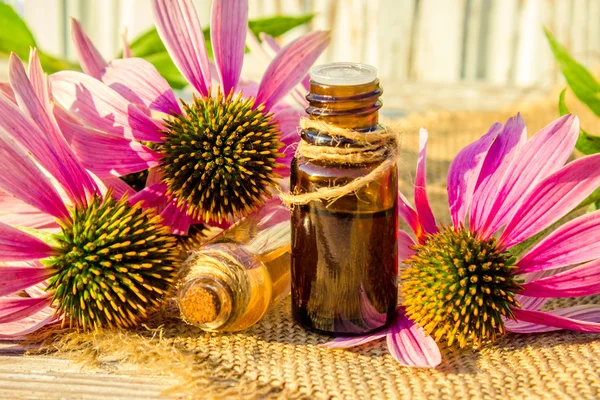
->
<box><xmin>290</xmin><ymin>63</ymin><xmax>398</xmax><ymax>335</ymax></box>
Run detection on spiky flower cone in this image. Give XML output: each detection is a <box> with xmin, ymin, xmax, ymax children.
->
<box><xmin>401</xmin><ymin>226</ymin><xmax>522</xmax><ymax>348</ymax></box>
<box><xmin>159</xmin><ymin>89</ymin><xmax>284</xmax><ymax>223</ymax></box>
<box><xmin>45</xmin><ymin>192</ymin><xmax>180</xmax><ymax>330</ymax></box>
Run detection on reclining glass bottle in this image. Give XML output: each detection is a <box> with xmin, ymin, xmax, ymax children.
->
<box><xmin>290</xmin><ymin>63</ymin><xmax>399</xmax><ymax>335</ymax></box>
<box><xmin>177</xmin><ymin>202</ymin><xmax>291</xmax><ymax>332</ymax></box>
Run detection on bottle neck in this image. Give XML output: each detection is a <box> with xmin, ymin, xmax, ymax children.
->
<box><xmin>177</xmin><ymin>246</ymin><xmax>251</xmax><ymax>331</ymax></box>
<box><xmin>305</xmin><ymin>80</ymin><xmax>383</xmax><ymax>131</ymax></box>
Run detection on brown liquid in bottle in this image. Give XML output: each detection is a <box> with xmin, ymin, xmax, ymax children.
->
<box><xmin>290</xmin><ymin>63</ymin><xmax>398</xmax><ymax>335</ymax></box>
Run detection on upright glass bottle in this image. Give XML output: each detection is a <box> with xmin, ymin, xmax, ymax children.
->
<box><xmin>290</xmin><ymin>63</ymin><xmax>398</xmax><ymax>335</ymax></box>
<box><xmin>177</xmin><ymin>202</ymin><xmax>291</xmax><ymax>332</ymax></box>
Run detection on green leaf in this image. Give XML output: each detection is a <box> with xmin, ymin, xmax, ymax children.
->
<box><xmin>558</xmin><ymin>88</ymin><xmax>600</xmax><ymax>155</ymax></box>
<box><xmin>545</xmin><ymin>27</ymin><xmax>600</xmax><ymax>117</ymax></box>
<box><xmin>128</xmin><ymin>14</ymin><xmax>314</xmax><ymax>89</ymax></box>
<box><xmin>0</xmin><ymin>3</ymin><xmax>37</xmax><ymax>59</ymax></box>
<box><xmin>0</xmin><ymin>3</ymin><xmax>78</xmax><ymax>74</ymax></box>
<box><xmin>248</xmin><ymin>14</ymin><xmax>314</xmax><ymax>39</ymax></box>
<box><xmin>127</xmin><ymin>28</ymin><xmax>165</xmax><ymax>58</ymax></box>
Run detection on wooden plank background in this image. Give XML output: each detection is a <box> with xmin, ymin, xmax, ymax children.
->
<box><xmin>0</xmin><ymin>345</ymin><xmax>176</xmax><ymax>399</ymax></box>
<box><xmin>3</xmin><ymin>0</ymin><xmax>598</xmax><ymax>89</ymax></box>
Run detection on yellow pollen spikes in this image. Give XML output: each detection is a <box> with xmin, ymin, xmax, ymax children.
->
<box><xmin>401</xmin><ymin>225</ymin><xmax>522</xmax><ymax>348</ymax></box>
<box><xmin>159</xmin><ymin>88</ymin><xmax>284</xmax><ymax>223</ymax></box>
<box><xmin>46</xmin><ymin>191</ymin><xmax>181</xmax><ymax>330</ymax></box>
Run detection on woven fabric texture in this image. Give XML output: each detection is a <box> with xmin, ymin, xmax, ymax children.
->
<box><xmin>44</xmin><ymin>91</ymin><xmax>600</xmax><ymax>399</ymax></box>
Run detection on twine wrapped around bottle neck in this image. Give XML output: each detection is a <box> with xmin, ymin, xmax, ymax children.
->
<box><xmin>279</xmin><ymin>118</ymin><xmax>401</xmax><ymax>207</ymax></box>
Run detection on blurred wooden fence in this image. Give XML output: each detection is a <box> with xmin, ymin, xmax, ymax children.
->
<box><xmin>4</xmin><ymin>0</ymin><xmax>599</xmax><ymax>90</ymax></box>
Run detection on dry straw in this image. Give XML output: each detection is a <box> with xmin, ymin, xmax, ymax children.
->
<box><xmin>279</xmin><ymin>118</ymin><xmax>401</xmax><ymax>206</ymax></box>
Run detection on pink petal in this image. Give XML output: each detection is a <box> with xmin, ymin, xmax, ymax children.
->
<box><xmin>514</xmin><ymin>269</ymin><xmax>562</xmax><ymax>311</ymax></box>
<box><xmin>323</xmin><ymin>329</ymin><xmax>388</xmax><ymax>349</ymax></box>
<box><xmin>398</xmin><ymin>230</ymin><xmax>416</xmax><ymax>261</ymax></box>
<box><xmin>511</xmin><ymin>307</ymin><xmax>600</xmax><ymax>333</ymax></box>
<box><xmin>506</xmin><ymin>305</ymin><xmax>600</xmax><ymax>333</ymax></box>
<box><xmin>414</xmin><ymin>128</ymin><xmax>437</xmax><ymax>235</ymax></box>
<box><xmin>146</xmin><ymin>167</ymin><xmax>163</xmax><ymax>186</ymax></box>
<box><xmin>273</xmin><ymin>107</ymin><xmax>302</xmax><ymax>177</ymax></box>
<box><xmin>9</xmin><ymin>53</ymin><xmax>96</xmax><ymax>205</ymax></box>
<box><xmin>398</xmin><ymin>190</ymin><xmax>422</xmax><ymax>239</ymax></box>
<box><xmin>250</xmin><ymin>198</ymin><xmax>289</xmax><ymax>227</ymax></box>
<box><xmin>274</xmin><ymin>107</ymin><xmax>302</xmax><ymax>146</ymax></box>
<box><xmin>211</xmin><ymin>0</ymin><xmax>248</xmax><ymax>94</ymax></box>
<box><xmin>259</xmin><ymin>33</ymin><xmax>311</xmax><ymax>105</ymax></box>
<box><xmin>514</xmin><ymin>295</ymin><xmax>547</xmax><ymax>313</ymax></box>
<box><xmin>0</xmin><ymin>114</ymin><xmax>69</xmax><ymax>219</ymax></box>
<box><xmin>121</xmin><ymin>28</ymin><xmax>132</xmax><ymax>58</ymax></box>
<box><xmin>0</xmin><ymin>296</ymin><xmax>52</xmax><ymax>324</ymax></box>
<box><xmin>238</xmin><ymin>79</ymin><xmax>259</xmax><ymax>99</ymax></box>
<box><xmin>0</xmin><ymin>192</ymin><xmax>59</xmax><ymax>229</ymax></box>
<box><xmin>0</xmin><ymin>211</ymin><xmax>58</xmax><ymax>230</ymax></box>
<box><xmin>256</xmin><ymin>31</ymin><xmax>329</xmax><ymax>111</ymax></box>
<box><xmin>275</xmin><ymin>155</ymin><xmax>294</xmax><ymax>178</ymax></box>
<box><xmin>71</xmin><ymin>18</ymin><xmax>107</xmax><ymax>79</ymax></box>
<box><xmin>160</xmin><ymin>199</ymin><xmax>193</xmax><ymax>235</ymax></box>
<box><xmin>102</xmin><ymin>58</ymin><xmax>181</xmax><ymax>115</ymax></box>
<box><xmin>27</xmin><ymin>49</ymin><xmax>50</xmax><ymax>110</ymax></box>
<box><xmin>500</xmin><ymin>152</ymin><xmax>600</xmax><ymax>249</ymax></box>
<box><xmin>256</xmin><ymin>30</ymin><xmax>310</xmax><ymax>109</ymax></box>
<box><xmin>0</xmin><ymin>192</ymin><xmax>47</xmax><ymax>214</ymax></box>
<box><xmin>152</xmin><ymin>0</ymin><xmax>211</xmax><ymax>95</ymax></box>
<box><xmin>0</xmin><ymin>82</ymin><xmax>16</xmax><ymax>104</ymax></box>
<box><xmin>469</xmin><ymin>115</ymin><xmax>526</xmax><ymax>236</ymax></box>
<box><xmin>517</xmin><ymin>210</ymin><xmax>600</xmax><ymax>273</ymax></box>
<box><xmin>0</xmin><ymin>222</ymin><xmax>55</xmax><ymax>261</ymax></box>
<box><xmin>481</xmin><ymin>115</ymin><xmax>579</xmax><ymax>242</ymax></box>
<box><xmin>520</xmin><ymin>259</ymin><xmax>600</xmax><ymax>298</ymax></box>
<box><xmin>128</xmin><ymin>182</ymin><xmax>191</xmax><ymax>234</ymax></box>
<box><xmin>260</xmin><ymin>33</ymin><xmax>281</xmax><ymax>57</ymax></box>
<box><xmin>94</xmin><ymin>175</ymin><xmax>135</xmax><ymax>198</ymax></box>
<box><xmin>50</xmin><ymin>71</ymin><xmax>164</xmax><ymax>142</ymax></box>
<box><xmin>128</xmin><ymin>182</ymin><xmax>168</xmax><ymax>208</ymax></box>
<box><xmin>0</xmin><ymin>266</ymin><xmax>53</xmax><ymax>296</ymax></box>
<box><xmin>58</xmin><ymin>115</ymin><xmax>161</xmax><ymax>177</ymax></box>
<box><xmin>0</xmin><ymin>308</ymin><xmax>57</xmax><ymax>339</ymax></box>
<box><xmin>357</xmin><ymin>285</ymin><xmax>388</xmax><ymax>328</ymax></box>
<box><xmin>447</xmin><ymin>121</ymin><xmax>501</xmax><ymax>227</ymax></box>
<box><xmin>386</xmin><ymin>308</ymin><xmax>441</xmax><ymax>368</ymax></box>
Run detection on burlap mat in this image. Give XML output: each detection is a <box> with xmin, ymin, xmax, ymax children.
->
<box><xmin>41</xmin><ymin>89</ymin><xmax>600</xmax><ymax>399</ymax></box>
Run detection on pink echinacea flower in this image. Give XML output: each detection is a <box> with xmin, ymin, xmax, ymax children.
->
<box><xmin>327</xmin><ymin>113</ymin><xmax>600</xmax><ymax>366</ymax></box>
<box><xmin>401</xmin><ymin>114</ymin><xmax>600</xmax><ymax>347</ymax></box>
<box><xmin>50</xmin><ymin>0</ymin><xmax>329</xmax><ymax>233</ymax></box>
<box><xmin>0</xmin><ymin>51</ymin><xmax>179</xmax><ymax>337</ymax></box>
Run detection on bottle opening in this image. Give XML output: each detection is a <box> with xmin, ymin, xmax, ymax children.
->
<box><xmin>178</xmin><ymin>276</ymin><xmax>232</xmax><ymax>330</ymax></box>
<box><xmin>310</xmin><ymin>62</ymin><xmax>378</xmax><ymax>86</ymax></box>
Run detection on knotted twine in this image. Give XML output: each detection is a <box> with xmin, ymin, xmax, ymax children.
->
<box><xmin>279</xmin><ymin>118</ymin><xmax>401</xmax><ymax>206</ymax></box>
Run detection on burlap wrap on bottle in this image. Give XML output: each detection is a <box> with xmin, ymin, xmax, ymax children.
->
<box><xmin>279</xmin><ymin>118</ymin><xmax>401</xmax><ymax>206</ymax></box>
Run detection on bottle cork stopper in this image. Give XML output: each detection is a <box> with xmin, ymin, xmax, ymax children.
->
<box><xmin>310</xmin><ymin>62</ymin><xmax>378</xmax><ymax>86</ymax></box>
<box><xmin>179</xmin><ymin>286</ymin><xmax>219</xmax><ymax>325</ymax></box>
